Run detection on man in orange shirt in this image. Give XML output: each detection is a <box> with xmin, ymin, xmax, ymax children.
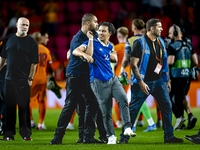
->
<box><xmin>114</xmin><ymin>27</ymin><xmax>131</xmax><ymax>128</ymax></box>
<box><xmin>30</xmin><ymin>32</ymin><xmax>53</xmax><ymax>130</ymax></box>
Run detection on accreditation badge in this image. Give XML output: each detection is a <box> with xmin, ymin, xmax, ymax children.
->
<box><xmin>154</xmin><ymin>63</ymin><xmax>162</xmax><ymax>74</ymax></box>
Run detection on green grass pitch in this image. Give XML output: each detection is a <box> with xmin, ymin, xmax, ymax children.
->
<box><xmin>0</xmin><ymin>108</ymin><xmax>200</xmax><ymax>150</ymax></box>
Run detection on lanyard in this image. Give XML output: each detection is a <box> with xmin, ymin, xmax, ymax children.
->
<box><xmin>146</xmin><ymin>34</ymin><xmax>162</xmax><ymax>62</ymax></box>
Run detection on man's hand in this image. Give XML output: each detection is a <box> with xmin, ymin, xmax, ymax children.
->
<box><xmin>28</xmin><ymin>80</ymin><xmax>32</xmax><ymax>86</ymax></box>
<box><xmin>138</xmin><ymin>81</ymin><xmax>150</xmax><ymax>95</ymax></box>
<box><xmin>166</xmin><ymin>82</ymin><xmax>171</xmax><ymax>93</ymax></box>
<box><xmin>81</xmin><ymin>54</ymin><xmax>94</xmax><ymax>63</ymax></box>
<box><xmin>87</xmin><ymin>31</ymin><xmax>93</xmax><ymax>39</ymax></box>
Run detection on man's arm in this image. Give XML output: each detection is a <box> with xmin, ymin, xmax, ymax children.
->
<box><xmin>191</xmin><ymin>53</ymin><xmax>198</xmax><ymax>67</ymax></box>
<box><xmin>72</xmin><ymin>45</ymin><xmax>94</xmax><ymax>63</ymax></box>
<box><xmin>168</xmin><ymin>55</ymin><xmax>175</xmax><ymax>65</ymax></box>
<box><xmin>0</xmin><ymin>57</ymin><xmax>6</xmax><ymax>71</ymax></box>
<box><xmin>28</xmin><ymin>64</ymin><xmax>37</xmax><ymax>86</ymax></box>
<box><xmin>110</xmin><ymin>51</ymin><xmax>118</xmax><ymax>63</ymax></box>
<box><xmin>121</xmin><ymin>53</ymin><xmax>130</xmax><ymax>72</ymax></box>
<box><xmin>85</xmin><ymin>31</ymin><xmax>94</xmax><ymax>56</ymax></box>
<box><xmin>67</xmin><ymin>49</ymin><xmax>70</xmax><ymax>60</ymax></box>
<box><xmin>130</xmin><ymin>56</ymin><xmax>150</xmax><ymax>95</ymax></box>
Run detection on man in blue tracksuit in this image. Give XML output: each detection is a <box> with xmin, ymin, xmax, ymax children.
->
<box><xmin>118</xmin><ymin>18</ymin><xmax>183</xmax><ymax>144</ymax></box>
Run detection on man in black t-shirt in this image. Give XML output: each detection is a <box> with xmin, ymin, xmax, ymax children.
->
<box><xmin>118</xmin><ymin>19</ymin><xmax>183</xmax><ymax>144</ymax></box>
<box><xmin>0</xmin><ymin>17</ymin><xmax>39</xmax><ymax>141</ymax></box>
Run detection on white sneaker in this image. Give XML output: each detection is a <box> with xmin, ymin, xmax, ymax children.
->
<box><xmin>42</xmin><ymin>122</ymin><xmax>47</xmax><ymax>129</ymax></box>
<box><xmin>174</xmin><ymin>116</ymin><xmax>186</xmax><ymax>130</ymax></box>
<box><xmin>66</xmin><ymin>123</ymin><xmax>75</xmax><ymax>130</ymax></box>
<box><xmin>116</xmin><ymin>121</ymin><xmax>123</xmax><ymax>128</ymax></box>
<box><xmin>123</xmin><ymin>127</ymin><xmax>137</xmax><ymax>137</ymax></box>
<box><xmin>107</xmin><ymin>135</ymin><xmax>117</xmax><ymax>144</ymax></box>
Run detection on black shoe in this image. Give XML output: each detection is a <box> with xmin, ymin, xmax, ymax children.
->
<box><xmin>83</xmin><ymin>138</ymin><xmax>104</xmax><ymax>144</ymax></box>
<box><xmin>185</xmin><ymin>134</ymin><xmax>200</xmax><ymax>144</ymax></box>
<box><xmin>76</xmin><ymin>139</ymin><xmax>83</xmax><ymax>143</ymax></box>
<box><xmin>100</xmin><ymin>137</ymin><xmax>108</xmax><ymax>143</ymax></box>
<box><xmin>187</xmin><ymin>116</ymin><xmax>197</xmax><ymax>129</ymax></box>
<box><xmin>50</xmin><ymin>138</ymin><xmax>62</xmax><ymax>145</ymax></box>
<box><xmin>164</xmin><ymin>137</ymin><xmax>183</xmax><ymax>143</ymax></box>
<box><xmin>0</xmin><ymin>137</ymin><xmax>14</xmax><ymax>141</ymax></box>
<box><xmin>117</xmin><ymin>138</ymin><xmax>128</xmax><ymax>144</ymax></box>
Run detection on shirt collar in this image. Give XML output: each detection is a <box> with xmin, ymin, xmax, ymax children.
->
<box><xmin>97</xmin><ymin>38</ymin><xmax>110</xmax><ymax>47</ymax></box>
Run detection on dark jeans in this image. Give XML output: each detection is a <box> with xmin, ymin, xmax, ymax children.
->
<box><xmin>170</xmin><ymin>77</ymin><xmax>188</xmax><ymax>118</ymax></box>
<box><xmin>4</xmin><ymin>80</ymin><xmax>31</xmax><ymax>139</ymax></box>
<box><xmin>54</xmin><ymin>75</ymin><xmax>99</xmax><ymax>141</ymax></box>
<box><xmin>76</xmin><ymin>98</ymin><xmax>107</xmax><ymax>140</ymax></box>
<box><xmin>120</xmin><ymin>78</ymin><xmax>174</xmax><ymax>142</ymax></box>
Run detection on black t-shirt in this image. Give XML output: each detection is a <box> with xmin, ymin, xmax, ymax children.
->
<box><xmin>0</xmin><ymin>34</ymin><xmax>39</xmax><ymax>81</ymax></box>
<box><xmin>66</xmin><ymin>30</ymin><xmax>98</xmax><ymax>78</ymax></box>
<box><xmin>131</xmin><ymin>34</ymin><xmax>164</xmax><ymax>82</ymax></box>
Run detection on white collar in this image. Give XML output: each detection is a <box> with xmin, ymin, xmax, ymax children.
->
<box><xmin>97</xmin><ymin>38</ymin><xmax>109</xmax><ymax>47</ymax></box>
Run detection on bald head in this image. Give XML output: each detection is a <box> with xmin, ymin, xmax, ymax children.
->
<box><xmin>168</xmin><ymin>25</ymin><xmax>182</xmax><ymax>40</ymax></box>
<box><xmin>32</xmin><ymin>32</ymin><xmax>41</xmax><ymax>43</ymax></box>
<box><xmin>16</xmin><ymin>17</ymin><xmax>30</xmax><ymax>37</ymax></box>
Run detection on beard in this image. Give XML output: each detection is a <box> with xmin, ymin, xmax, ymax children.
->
<box><xmin>18</xmin><ymin>29</ymin><xmax>28</xmax><ymax>35</ymax></box>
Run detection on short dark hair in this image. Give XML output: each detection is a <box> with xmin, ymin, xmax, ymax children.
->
<box><xmin>146</xmin><ymin>18</ymin><xmax>161</xmax><ymax>31</ymax></box>
<box><xmin>98</xmin><ymin>22</ymin><xmax>116</xmax><ymax>36</ymax></box>
<box><xmin>132</xmin><ymin>19</ymin><xmax>145</xmax><ymax>30</ymax></box>
<box><xmin>82</xmin><ymin>14</ymin><xmax>95</xmax><ymax>26</ymax></box>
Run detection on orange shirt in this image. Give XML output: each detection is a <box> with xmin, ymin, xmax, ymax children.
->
<box><xmin>114</xmin><ymin>43</ymin><xmax>131</xmax><ymax>79</ymax></box>
<box><xmin>33</xmin><ymin>44</ymin><xmax>52</xmax><ymax>84</ymax></box>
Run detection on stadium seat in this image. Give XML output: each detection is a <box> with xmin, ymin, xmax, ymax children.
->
<box><xmin>56</xmin><ymin>1</ymin><xmax>65</xmax><ymax>12</ymax></box>
<box><xmin>57</xmin><ymin>25</ymin><xmax>68</xmax><ymax>36</ymax></box>
<box><xmin>81</xmin><ymin>1</ymin><xmax>94</xmax><ymax>13</ymax></box>
<box><xmin>125</xmin><ymin>1</ymin><xmax>137</xmax><ymax>12</ymax></box>
<box><xmin>190</xmin><ymin>35</ymin><xmax>198</xmax><ymax>48</ymax></box>
<box><xmin>109</xmin><ymin>1</ymin><xmax>120</xmax><ymax>13</ymax></box>
<box><xmin>57</xmin><ymin>48</ymin><xmax>68</xmax><ymax>61</ymax></box>
<box><xmin>55</xmin><ymin>36</ymin><xmax>68</xmax><ymax>49</ymax></box>
<box><xmin>66</xmin><ymin>1</ymin><xmax>79</xmax><ymax>13</ymax></box>
<box><xmin>57</xmin><ymin>13</ymin><xmax>66</xmax><ymax>24</ymax></box>
<box><xmin>46</xmin><ymin>36</ymin><xmax>55</xmax><ymax>50</ymax></box>
<box><xmin>68</xmin><ymin>24</ymin><xmax>81</xmax><ymax>37</ymax></box>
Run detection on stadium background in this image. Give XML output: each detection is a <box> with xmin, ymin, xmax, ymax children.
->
<box><xmin>0</xmin><ymin>0</ymin><xmax>200</xmax><ymax>108</ymax></box>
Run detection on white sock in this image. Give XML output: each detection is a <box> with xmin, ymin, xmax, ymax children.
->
<box><xmin>147</xmin><ymin>118</ymin><xmax>154</xmax><ymax>126</ymax></box>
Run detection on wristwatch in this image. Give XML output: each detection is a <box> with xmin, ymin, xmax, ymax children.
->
<box><xmin>28</xmin><ymin>77</ymin><xmax>33</xmax><ymax>81</ymax></box>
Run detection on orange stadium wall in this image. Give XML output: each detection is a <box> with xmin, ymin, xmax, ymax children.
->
<box><xmin>30</xmin><ymin>81</ymin><xmax>200</xmax><ymax>109</ymax></box>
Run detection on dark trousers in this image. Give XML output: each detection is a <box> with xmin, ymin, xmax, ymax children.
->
<box><xmin>4</xmin><ymin>80</ymin><xmax>31</xmax><ymax>139</ymax></box>
<box><xmin>120</xmin><ymin>78</ymin><xmax>174</xmax><ymax>142</ymax></box>
<box><xmin>76</xmin><ymin>98</ymin><xmax>107</xmax><ymax>140</ymax></box>
<box><xmin>54</xmin><ymin>75</ymin><xmax>99</xmax><ymax>141</ymax></box>
<box><xmin>0</xmin><ymin>81</ymin><xmax>6</xmax><ymax>133</ymax></box>
<box><xmin>170</xmin><ymin>77</ymin><xmax>188</xmax><ymax>118</ymax></box>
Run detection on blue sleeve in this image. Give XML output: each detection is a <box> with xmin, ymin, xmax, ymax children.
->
<box><xmin>125</xmin><ymin>40</ymin><xmax>131</xmax><ymax>54</ymax></box>
<box><xmin>81</xmin><ymin>40</ymin><xmax>89</xmax><ymax>47</ymax></box>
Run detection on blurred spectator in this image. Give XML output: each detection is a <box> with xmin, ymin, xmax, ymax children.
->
<box><xmin>0</xmin><ymin>4</ymin><xmax>7</xmax><ymax>38</ymax></box>
<box><xmin>15</xmin><ymin>0</ymin><xmax>30</xmax><ymax>17</ymax></box>
<box><xmin>41</xmin><ymin>0</ymin><xmax>59</xmax><ymax>36</ymax></box>
<box><xmin>155</xmin><ymin>10</ymin><xmax>173</xmax><ymax>39</ymax></box>
<box><xmin>113</xmin><ymin>3</ymin><xmax>128</xmax><ymax>29</ymax></box>
<box><xmin>28</xmin><ymin>9</ymin><xmax>42</xmax><ymax>34</ymax></box>
<box><xmin>93</xmin><ymin>0</ymin><xmax>111</xmax><ymax>23</ymax></box>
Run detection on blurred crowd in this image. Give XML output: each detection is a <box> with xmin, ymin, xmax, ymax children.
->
<box><xmin>0</xmin><ymin>0</ymin><xmax>200</xmax><ymax>80</ymax></box>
